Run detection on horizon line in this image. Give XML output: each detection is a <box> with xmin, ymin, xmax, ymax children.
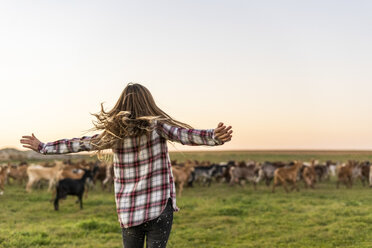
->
<box><xmin>3</xmin><ymin>146</ymin><xmax>372</xmax><ymax>153</ymax></box>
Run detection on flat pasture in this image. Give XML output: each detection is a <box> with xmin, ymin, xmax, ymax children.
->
<box><xmin>1</xmin><ymin>150</ymin><xmax>372</xmax><ymax>248</ymax></box>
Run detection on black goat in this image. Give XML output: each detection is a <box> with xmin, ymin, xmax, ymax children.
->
<box><xmin>54</xmin><ymin>169</ymin><xmax>92</xmax><ymax>210</ymax></box>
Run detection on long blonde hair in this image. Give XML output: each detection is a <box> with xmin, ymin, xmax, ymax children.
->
<box><xmin>90</xmin><ymin>83</ymin><xmax>192</xmax><ymax>153</ymax></box>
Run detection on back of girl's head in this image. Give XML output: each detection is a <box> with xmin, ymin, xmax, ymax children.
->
<box><xmin>112</xmin><ymin>83</ymin><xmax>158</xmax><ymax>118</ymax></box>
<box><xmin>91</xmin><ymin>83</ymin><xmax>192</xmax><ymax>150</ymax></box>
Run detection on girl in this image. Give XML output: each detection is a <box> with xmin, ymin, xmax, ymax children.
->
<box><xmin>20</xmin><ymin>83</ymin><xmax>233</xmax><ymax>248</ymax></box>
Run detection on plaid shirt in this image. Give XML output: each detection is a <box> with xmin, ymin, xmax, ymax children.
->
<box><xmin>38</xmin><ymin>121</ymin><xmax>222</xmax><ymax>228</ymax></box>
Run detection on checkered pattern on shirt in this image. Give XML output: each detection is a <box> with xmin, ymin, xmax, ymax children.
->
<box><xmin>38</xmin><ymin>121</ymin><xmax>222</xmax><ymax>227</ymax></box>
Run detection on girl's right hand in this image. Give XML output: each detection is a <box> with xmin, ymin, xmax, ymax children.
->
<box><xmin>20</xmin><ymin>133</ymin><xmax>42</xmax><ymax>152</ymax></box>
<box><xmin>214</xmin><ymin>122</ymin><xmax>233</xmax><ymax>143</ymax></box>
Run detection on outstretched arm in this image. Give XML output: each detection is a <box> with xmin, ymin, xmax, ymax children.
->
<box><xmin>20</xmin><ymin>133</ymin><xmax>99</xmax><ymax>155</ymax></box>
<box><xmin>156</xmin><ymin>121</ymin><xmax>233</xmax><ymax>146</ymax></box>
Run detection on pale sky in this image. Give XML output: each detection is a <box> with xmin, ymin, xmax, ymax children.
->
<box><xmin>1</xmin><ymin>0</ymin><xmax>372</xmax><ymax>151</ymax></box>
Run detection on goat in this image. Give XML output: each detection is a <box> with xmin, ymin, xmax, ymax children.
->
<box><xmin>359</xmin><ymin>161</ymin><xmax>370</xmax><ymax>186</ymax></box>
<box><xmin>219</xmin><ymin>161</ymin><xmax>236</xmax><ymax>184</ymax></box>
<box><xmin>184</xmin><ymin>160</ymin><xmax>210</xmax><ymax>187</ymax></box>
<box><xmin>327</xmin><ymin>161</ymin><xmax>338</xmax><ymax>178</ymax></box>
<box><xmin>210</xmin><ymin>163</ymin><xmax>229</xmax><ymax>183</ymax></box>
<box><xmin>92</xmin><ymin>162</ymin><xmax>108</xmax><ymax>189</ymax></box>
<box><xmin>50</xmin><ymin>166</ymin><xmax>86</xmax><ymax>201</ymax></box>
<box><xmin>272</xmin><ymin>161</ymin><xmax>302</xmax><ymax>193</ymax></box>
<box><xmin>350</xmin><ymin>161</ymin><xmax>369</xmax><ymax>186</ymax></box>
<box><xmin>26</xmin><ymin>161</ymin><xmax>63</xmax><ymax>192</ymax></box>
<box><xmin>192</xmin><ymin>164</ymin><xmax>218</xmax><ymax>187</ymax></box>
<box><xmin>313</xmin><ymin>161</ymin><xmax>330</xmax><ymax>182</ymax></box>
<box><xmin>102</xmin><ymin>163</ymin><xmax>114</xmax><ymax>192</ymax></box>
<box><xmin>337</xmin><ymin>160</ymin><xmax>358</xmax><ymax>188</ymax></box>
<box><xmin>229</xmin><ymin>161</ymin><xmax>259</xmax><ymax>189</ymax></box>
<box><xmin>56</xmin><ymin>166</ymin><xmax>84</xmax><ymax>181</ymax></box>
<box><xmin>256</xmin><ymin>161</ymin><xmax>286</xmax><ymax>186</ymax></box>
<box><xmin>54</xmin><ymin>169</ymin><xmax>93</xmax><ymax>210</ymax></box>
<box><xmin>172</xmin><ymin>161</ymin><xmax>194</xmax><ymax>197</ymax></box>
<box><xmin>7</xmin><ymin>162</ymin><xmax>28</xmax><ymax>185</ymax></box>
<box><xmin>0</xmin><ymin>164</ymin><xmax>9</xmax><ymax>195</ymax></box>
<box><xmin>302</xmin><ymin>160</ymin><xmax>317</xmax><ymax>189</ymax></box>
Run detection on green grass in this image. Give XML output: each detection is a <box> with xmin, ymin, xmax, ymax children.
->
<box><xmin>2</xmin><ymin>181</ymin><xmax>372</xmax><ymax>248</ymax></box>
<box><xmin>2</xmin><ymin>151</ymin><xmax>372</xmax><ymax>247</ymax></box>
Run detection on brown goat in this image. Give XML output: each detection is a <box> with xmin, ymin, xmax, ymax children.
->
<box><xmin>337</xmin><ymin>160</ymin><xmax>358</xmax><ymax>188</ymax></box>
<box><xmin>0</xmin><ymin>164</ymin><xmax>9</xmax><ymax>195</ymax></box>
<box><xmin>302</xmin><ymin>160</ymin><xmax>317</xmax><ymax>189</ymax></box>
<box><xmin>7</xmin><ymin>163</ymin><xmax>28</xmax><ymax>185</ymax></box>
<box><xmin>272</xmin><ymin>161</ymin><xmax>302</xmax><ymax>193</ymax></box>
<box><xmin>172</xmin><ymin>161</ymin><xmax>195</xmax><ymax>197</ymax></box>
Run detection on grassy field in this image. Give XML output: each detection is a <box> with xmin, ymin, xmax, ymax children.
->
<box><xmin>1</xmin><ymin>151</ymin><xmax>372</xmax><ymax>248</ymax></box>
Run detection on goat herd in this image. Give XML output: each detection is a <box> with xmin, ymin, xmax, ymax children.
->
<box><xmin>0</xmin><ymin>160</ymin><xmax>112</xmax><ymax>210</ymax></box>
<box><xmin>0</xmin><ymin>159</ymin><xmax>371</xmax><ymax>210</ymax></box>
<box><xmin>171</xmin><ymin>159</ymin><xmax>371</xmax><ymax>195</ymax></box>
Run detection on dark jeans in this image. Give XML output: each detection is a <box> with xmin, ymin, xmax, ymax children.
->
<box><xmin>122</xmin><ymin>198</ymin><xmax>174</xmax><ymax>248</ymax></box>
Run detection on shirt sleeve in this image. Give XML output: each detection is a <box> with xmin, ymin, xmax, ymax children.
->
<box><xmin>37</xmin><ymin>134</ymin><xmax>100</xmax><ymax>155</ymax></box>
<box><xmin>155</xmin><ymin>121</ymin><xmax>223</xmax><ymax>146</ymax></box>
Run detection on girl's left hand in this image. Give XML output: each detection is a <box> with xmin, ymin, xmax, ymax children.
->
<box><xmin>20</xmin><ymin>133</ymin><xmax>42</xmax><ymax>152</ymax></box>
